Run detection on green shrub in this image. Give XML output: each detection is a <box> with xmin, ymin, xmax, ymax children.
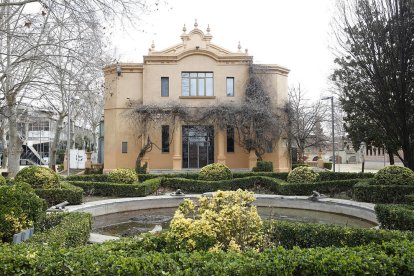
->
<box><xmin>353</xmin><ymin>181</ymin><xmax>414</xmax><ymax>203</ymax></box>
<box><xmin>318</xmin><ymin>171</ymin><xmax>374</xmax><ymax>181</ymax></box>
<box><xmin>15</xmin><ymin>166</ymin><xmax>60</xmax><ymax>189</ymax></box>
<box><xmin>287</xmin><ymin>166</ymin><xmax>319</xmax><ymax>184</ymax></box>
<box><xmin>168</xmin><ymin>190</ymin><xmax>263</xmax><ymax>251</ymax></box>
<box><xmin>108</xmin><ymin>168</ymin><xmax>138</xmax><ymax>184</ymax></box>
<box><xmin>267</xmin><ymin>220</ymin><xmax>414</xmax><ymax>249</ymax></box>
<box><xmin>34</xmin><ymin>182</ymin><xmax>83</xmax><ymax>207</ymax></box>
<box><xmin>66</xmin><ymin>174</ymin><xmax>110</xmax><ymax>182</ymax></box>
<box><xmin>323</xmin><ymin>162</ymin><xmax>333</xmax><ymax>170</ymax></box>
<box><xmin>252</xmin><ymin>161</ymin><xmax>273</xmax><ymax>172</ymax></box>
<box><xmin>160</xmin><ymin>176</ymin><xmax>281</xmax><ymax>193</ymax></box>
<box><xmin>0</xmin><ymin>175</ymin><xmax>6</xmax><ymax>186</ymax></box>
<box><xmin>279</xmin><ymin>179</ymin><xmax>358</xmax><ymax>196</ymax></box>
<box><xmin>84</xmin><ymin>167</ymin><xmax>103</xmax><ymax>175</ymax></box>
<box><xmin>29</xmin><ymin>212</ymin><xmax>91</xmax><ymax>248</ymax></box>
<box><xmin>1</xmin><ymin>239</ymin><xmax>414</xmax><ymax>274</ymax></box>
<box><xmin>69</xmin><ymin>178</ymin><xmax>160</xmax><ymax>197</ymax></box>
<box><xmin>0</xmin><ymin>184</ymin><xmax>46</xmax><ymax>243</ymax></box>
<box><xmin>374</xmin><ymin>165</ymin><xmax>414</xmax><ymax>185</ymax></box>
<box><xmin>405</xmin><ymin>194</ymin><xmax>414</xmax><ymax>204</ymax></box>
<box><xmin>375</xmin><ymin>204</ymin><xmax>414</xmax><ymax>230</ymax></box>
<box><xmin>199</xmin><ymin>163</ymin><xmax>232</xmax><ymax>181</ymax></box>
<box><xmin>138</xmin><ymin>172</ymin><xmax>200</xmax><ymax>182</ymax></box>
<box><xmin>292</xmin><ymin>163</ymin><xmax>309</xmax><ymax>169</ymax></box>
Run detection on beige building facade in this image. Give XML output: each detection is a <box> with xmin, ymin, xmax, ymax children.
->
<box><xmin>103</xmin><ymin>23</ymin><xmax>290</xmax><ymax>172</ymax></box>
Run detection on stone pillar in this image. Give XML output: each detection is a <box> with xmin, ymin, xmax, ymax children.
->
<box><xmin>217</xmin><ymin>129</ymin><xmax>226</xmax><ymax>165</ymax></box>
<box><xmin>63</xmin><ymin>153</ymin><xmax>68</xmax><ymax>171</ymax></box>
<box><xmin>317</xmin><ymin>149</ymin><xmax>324</xmax><ymax>169</ymax></box>
<box><xmin>172</xmin><ymin>122</ymin><xmax>182</xmax><ymax>170</ymax></box>
<box><xmin>248</xmin><ymin>150</ymin><xmax>257</xmax><ymax>170</ymax></box>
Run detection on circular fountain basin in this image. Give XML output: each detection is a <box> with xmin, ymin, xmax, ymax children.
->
<box><xmin>66</xmin><ymin>194</ymin><xmax>378</xmax><ymax>238</ymax></box>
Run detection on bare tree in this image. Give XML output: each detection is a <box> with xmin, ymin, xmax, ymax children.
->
<box><xmin>288</xmin><ymin>85</ymin><xmax>327</xmax><ymax>163</ymax></box>
<box><xmin>0</xmin><ymin>0</ymin><xmax>158</xmax><ymax>176</ymax></box>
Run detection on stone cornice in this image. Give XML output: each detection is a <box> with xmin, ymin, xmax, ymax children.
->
<box><xmin>103</xmin><ymin>63</ymin><xmax>144</xmax><ymax>74</ymax></box>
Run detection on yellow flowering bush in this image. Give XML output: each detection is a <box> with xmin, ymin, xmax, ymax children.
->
<box><xmin>167</xmin><ymin>189</ymin><xmax>263</xmax><ymax>251</ymax></box>
<box><xmin>108</xmin><ymin>168</ymin><xmax>138</xmax><ymax>184</ymax></box>
<box><xmin>287</xmin><ymin>166</ymin><xmax>319</xmax><ymax>184</ymax></box>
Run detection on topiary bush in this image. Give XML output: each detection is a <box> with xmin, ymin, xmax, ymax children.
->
<box><xmin>168</xmin><ymin>190</ymin><xmax>263</xmax><ymax>251</ymax></box>
<box><xmin>14</xmin><ymin>166</ymin><xmax>60</xmax><ymax>189</ymax></box>
<box><xmin>374</xmin><ymin>165</ymin><xmax>414</xmax><ymax>186</ymax></box>
<box><xmin>198</xmin><ymin>163</ymin><xmax>232</xmax><ymax>181</ymax></box>
<box><xmin>0</xmin><ymin>175</ymin><xmax>6</xmax><ymax>186</ymax></box>
<box><xmin>287</xmin><ymin>166</ymin><xmax>319</xmax><ymax>184</ymax></box>
<box><xmin>252</xmin><ymin>161</ymin><xmax>273</xmax><ymax>172</ymax></box>
<box><xmin>0</xmin><ymin>183</ymin><xmax>46</xmax><ymax>243</ymax></box>
<box><xmin>107</xmin><ymin>168</ymin><xmax>138</xmax><ymax>184</ymax></box>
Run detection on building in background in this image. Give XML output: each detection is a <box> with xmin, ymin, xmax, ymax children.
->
<box><xmin>103</xmin><ymin>22</ymin><xmax>290</xmax><ymax>172</ymax></box>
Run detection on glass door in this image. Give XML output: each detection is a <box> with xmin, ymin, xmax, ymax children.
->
<box><xmin>182</xmin><ymin>126</ymin><xmax>214</xmax><ymax>168</ymax></box>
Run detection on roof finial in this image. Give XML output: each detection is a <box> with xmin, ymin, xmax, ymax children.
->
<box><xmin>182</xmin><ymin>24</ymin><xmax>187</xmax><ymax>33</ymax></box>
<box><xmin>151</xmin><ymin>40</ymin><xmax>155</xmax><ymax>49</ymax></box>
<box><xmin>206</xmin><ymin>24</ymin><xmax>211</xmax><ymax>33</ymax></box>
<box><xmin>245</xmin><ymin>48</ymin><xmax>249</xmax><ymax>54</ymax></box>
<box><xmin>194</xmin><ymin>19</ymin><xmax>198</xmax><ymax>28</ymax></box>
<box><xmin>238</xmin><ymin>41</ymin><xmax>242</xmax><ymax>52</ymax></box>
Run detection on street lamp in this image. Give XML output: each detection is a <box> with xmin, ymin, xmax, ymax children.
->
<box><xmin>322</xmin><ymin>96</ymin><xmax>335</xmax><ymax>172</ymax></box>
<box><xmin>67</xmin><ymin>96</ymin><xmax>80</xmax><ymax>176</ymax></box>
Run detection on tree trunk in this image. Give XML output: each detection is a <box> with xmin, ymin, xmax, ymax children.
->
<box><xmin>7</xmin><ymin>105</ymin><xmax>22</xmax><ymax>177</ymax></box>
<box><xmin>388</xmin><ymin>152</ymin><xmax>394</xmax><ymax>165</ymax></box>
<box><xmin>402</xmin><ymin>144</ymin><xmax>414</xmax><ymax>170</ymax></box>
<box><xmin>49</xmin><ymin>114</ymin><xmax>65</xmax><ymax>169</ymax></box>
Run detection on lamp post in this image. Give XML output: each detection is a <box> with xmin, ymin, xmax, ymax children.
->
<box><xmin>67</xmin><ymin>96</ymin><xmax>80</xmax><ymax>176</ymax></box>
<box><xmin>322</xmin><ymin>96</ymin><xmax>335</xmax><ymax>172</ymax></box>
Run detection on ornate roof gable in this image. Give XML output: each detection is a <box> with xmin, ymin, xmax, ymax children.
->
<box><xmin>144</xmin><ymin>20</ymin><xmax>252</xmax><ymax>64</ymax></box>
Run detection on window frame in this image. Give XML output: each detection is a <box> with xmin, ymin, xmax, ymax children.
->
<box><xmin>161</xmin><ymin>125</ymin><xmax>170</xmax><ymax>153</ymax></box>
<box><xmin>121</xmin><ymin>141</ymin><xmax>128</xmax><ymax>153</ymax></box>
<box><xmin>226</xmin><ymin>126</ymin><xmax>235</xmax><ymax>153</ymax></box>
<box><xmin>181</xmin><ymin>72</ymin><xmax>214</xmax><ymax>97</ymax></box>
<box><xmin>226</xmin><ymin>77</ymin><xmax>234</xmax><ymax>97</ymax></box>
<box><xmin>161</xmin><ymin>77</ymin><xmax>169</xmax><ymax>97</ymax></box>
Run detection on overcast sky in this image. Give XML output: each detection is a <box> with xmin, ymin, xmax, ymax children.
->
<box><xmin>112</xmin><ymin>0</ymin><xmax>337</xmax><ymax>99</ymax></box>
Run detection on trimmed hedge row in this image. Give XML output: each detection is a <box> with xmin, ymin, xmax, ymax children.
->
<box><xmin>375</xmin><ymin>204</ymin><xmax>414</xmax><ymax>230</ymax></box>
<box><xmin>29</xmin><ymin>212</ymin><xmax>92</xmax><ymax>248</ymax></box>
<box><xmin>34</xmin><ymin>182</ymin><xmax>83</xmax><ymax>207</ymax></box>
<box><xmin>279</xmin><ymin>179</ymin><xmax>359</xmax><ymax>196</ymax></box>
<box><xmin>69</xmin><ymin>178</ymin><xmax>161</xmax><ymax>197</ymax></box>
<box><xmin>66</xmin><ymin>174</ymin><xmax>109</xmax><ymax>182</ymax></box>
<box><xmin>268</xmin><ymin>220</ymin><xmax>414</xmax><ymax>248</ymax></box>
<box><xmin>160</xmin><ymin>176</ymin><xmax>281</xmax><ymax>193</ymax></box>
<box><xmin>69</xmin><ymin>171</ymin><xmax>374</xmax><ymax>184</ymax></box>
<box><xmin>160</xmin><ymin>176</ymin><xmax>358</xmax><ymax>196</ymax></box>
<box><xmin>1</xmin><ymin>239</ymin><xmax>414</xmax><ymax>274</ymax></box>
<box><xmin>353</xmin><ymin>181</ymin><xmax>414</xmax><ymax>203</ymax></box>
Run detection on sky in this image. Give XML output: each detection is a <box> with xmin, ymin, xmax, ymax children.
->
<box><xmin>112</xmin><ymin>0</ymin><xmax>337</xmax><ymax>99</ymax></box>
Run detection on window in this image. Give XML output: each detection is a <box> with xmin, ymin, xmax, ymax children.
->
<box><xmin>162</xmin><ymin>125</ymin><xmax>169</xmax><ymax>153</ymax></box>
<box><xmin>226</xmin><ymin>77</ymin><xmax>234</xmax><ymax>96</ymax></box>
<box><xmin>226</xmin><ymin>126</ymin><xmax>235</xmax><ymax>152</ymax></box>
<box><xmin>161</xmin><ymin>77</ymin><xmax>169</xmax><ymax>97</ymax></box>
<box><xmin>182</xmin><ymin>72</ymin><xmax>213</xmax><ymax>96</ymax></box>
<box><xmin>122</xmin><ymin>142</ymin><xmax>128</xmax><ymax>153</ymax></box>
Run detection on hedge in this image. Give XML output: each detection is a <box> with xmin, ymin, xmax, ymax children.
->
<box><xmin>137</xmin><ymin>171</ymin><xmax>373</xmax><ymax>183</ymax></box>
<box><xmin>66</xmin><ymin>174</ymin><xmax>110</xmax><ymax>182</ymax></box>
<box><xmin>34</xmin><ymin>182</ymin><xmax>83</xmax><ymax>207</ymax></box>
<box><xmin>267</xmin><ymin>220</ymin><xmax>414</xmax><ymax>249</ymax></box>
<box><xmin>69</xmin><ymin>178</ymin><xmax>161</xmax><ymax>197</ymax></box>
<box><xmin>375</xmin><ymin>204</ymin><xmax>414</xmax><ymax>231</ymax></box>
<box><xmin>28</xmin><ymin>212</ymin><xmax>92</xmax><ymax>248</ymax></box>
<box><xmin>353</xmin><ymin>181</ymin><xmax>414</xmax><ymax>203</ymax></box>
<box><xmin>160</xmin><ymin>176</ymin><xmax>281</xmax><ymax>193</ymax></box>
<box><xmin>279</xmin><ymin>179</ymin><xmax>359</xmax><ymax>196</ymax></box>
<box><xmin>1</xmin><ymin>239</ymin><xmax>414</xmax><ymax>274</ymax></box>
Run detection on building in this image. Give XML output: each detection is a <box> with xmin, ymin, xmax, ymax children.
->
<box><xmin>103</xmin><ymin>22</ymin><xmax>290</xmax><ymax>172</ymax></box>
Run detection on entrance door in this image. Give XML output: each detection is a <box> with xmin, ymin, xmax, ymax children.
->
<box><xmin>182</xmin><ymin>126</ymin><xmax>214</xmax><ymax>168</ymax></box>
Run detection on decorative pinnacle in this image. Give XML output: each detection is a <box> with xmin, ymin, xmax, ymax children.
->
<box><xmin>238</xmin><ymin>41</ymin><xmax>242</xmax><ymax>51</ymax></box>
<box><xmin>206</xmin><ymin>24</ymin><xmax>211</xmax><ymax>33</ymax></box>
<box><xmin>182</xmin><ymin>24</ymin><xmax>187</xmax><ymax>33</ymax></box>
<box><xmin>151</xmin><ymin>40</ymin><xmax>155</xmax><ymax>49</ymax></box>
<box><xmin>194</xmin><ymin>19</ymin><xmax>198</xmax><ymax>28</ymax></box>
<box><xmin>245</xmin><ymin>48</ymin><xmax>249</xmax><ymax>54</ymax></box>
